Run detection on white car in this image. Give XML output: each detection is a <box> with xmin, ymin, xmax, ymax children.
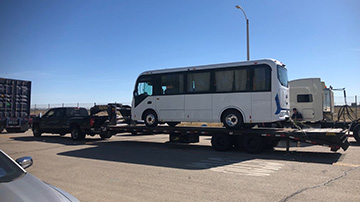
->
<box><xmin>0</xmin><ymin>149</ymin><xmax>79</xmax><ymax>202</ymax></box>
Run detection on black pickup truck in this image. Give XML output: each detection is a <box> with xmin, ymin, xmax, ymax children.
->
<box><xmin>31</xmin><ymin>107</ymin><xmax>110</xmax><ymax>140</ymax></box>
<box><xmin>31</xmin><ymin>104</ymin><xmax>131</xmax><ymax>140</ymax></box>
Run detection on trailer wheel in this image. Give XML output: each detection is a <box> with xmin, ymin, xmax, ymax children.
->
<box><xmin>221</xmin><ymin>109</ymin><xmax>244</xmax><ymax>129</ymax></box>
<box><xmin>353</xmin><ymin>125</ymin><xmax>360</xmax><ymax>143</ymax></box>
<box><xmin>211</xmin><ymin>134</ymin><xmax>232</xmax><ymax>151</ymax></box>
<box><xmin>242</xmin><ymin>135</ymin><xmax>265</xmax><ymax>154</ymax></box>
<box><xmin>143</xmin><ymin>110</ymin><xmax>158</xmax><ymax>127</ymax></box>
<box><xmin>71</xmin><ymin>126</ymin><xmax>85</xmax><ymax>140</ymax></box>
<box><xmin>33</xmin><ymin>126</ymin><xmax>42</xmax><ymax>137</ymax></box>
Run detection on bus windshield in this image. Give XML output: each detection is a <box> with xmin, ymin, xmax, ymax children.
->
<box><xmin>277</xmin><ymin>65</ymin><xmax>288</xmax><ymax>87</ymax></box>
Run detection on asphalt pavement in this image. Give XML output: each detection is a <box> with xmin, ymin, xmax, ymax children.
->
<box><xmin>1</xmin><ymin>130</ymin><xmax>359</xmax><ymax>202</ymax></box>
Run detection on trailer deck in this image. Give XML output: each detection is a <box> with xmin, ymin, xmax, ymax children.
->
<box><xmin>107</xmin><ymin>124</ymin><xmax>350</xmax><ymax>153</ymax></box>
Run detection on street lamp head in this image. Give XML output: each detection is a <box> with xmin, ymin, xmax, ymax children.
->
<box><xmin>235</xmin><ymin>5</ymin><xmax>242</xmax><ymax>9</ymax></box>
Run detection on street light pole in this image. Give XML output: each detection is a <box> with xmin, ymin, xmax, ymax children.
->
<box><xmin>235</xmin><ymin>5</ymin><xmax>250</xmax><ymax>61</ymax></box>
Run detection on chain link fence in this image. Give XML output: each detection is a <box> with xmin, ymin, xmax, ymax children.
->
<box><xmin>30</xmin><ymin>102</ymin><xmax>131</xmax><ymax>115</ymax></box>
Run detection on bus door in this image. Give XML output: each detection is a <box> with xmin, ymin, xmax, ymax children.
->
<box><xmin>156</xmin><ymin>74</ymin><xmax>185</xmax><ymax>122</ymax></box>
<box><xmin>132</xmin><ymin>75</ymin><xmax>156</xmax><ymax>120</ymax></box>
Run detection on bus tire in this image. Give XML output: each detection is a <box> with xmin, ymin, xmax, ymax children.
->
<box><xmin>221</xmin><ymin>109</ymin><xmax>244</xmax><ymax>129</ymax></box>
<box><xmin>242</xmin><ymin>135</ymin><xmax>264</xmax><ymax>154</ymax></box>
<box><xmin>353</xmin><ymin>125</ymin><xmax>360</xmax><ymax>143</ymax></box>
<box><xmin>211</xmin><ymin>134</ymin><xmax>232</xmax><ymax>151</ymax></box>
<box><xmin>71</xmin><ymin>126</ymin><xmax>85</xmax><ymax>140</ymax></box>
<box><xmin>143</xmin><ymin>110</ymin><xmax>158</xmax><ymax>127</ymax></box>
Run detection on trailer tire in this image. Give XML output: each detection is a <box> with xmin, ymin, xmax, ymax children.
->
<box><xmin>33</xmin><ymin>126</ymin><xmax>42</xmax><ymax>137</ymax></box>
<box><xmin>71</xmin><ymin>126</ymin><xmax>85</xmax><ymax>140</ymax></box>
<box><xmin>242</xmin><ymin>135</ymin><xmax>265</xmax><ymax>154</ymax></box>
<box><xmin>221</xmin><ymin>109</ymin><xmax>244</xmax><ymax>129</ymax></box>
<box><xmin>211</xmin><ymin>134</ymin><xmax>232</xmax><ymax>151</ymax></box>
<box><xmin>353</xmin><ymin>125</ymin><xmax>360</xmax><ymax>143</ymax></box>
<box><xmin>143</xmin><ymin>110</ymin><xmax>158</xmax><ymax>127</ymax></box>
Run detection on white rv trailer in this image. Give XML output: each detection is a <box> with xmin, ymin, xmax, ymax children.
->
<box><xmin>131</xmin><ymin>59</ymin><xmax>290</xmax><ymax>129</ymax></box>
<box><xmin>289</xmin><ymin>78</ymin><xmax>334</xmax><ymax>122</ymax></box>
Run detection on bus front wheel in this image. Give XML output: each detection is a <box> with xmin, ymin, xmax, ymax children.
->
<box><xmin>143</xmin><ymin>110</ymin><xmax>158</xmax><ymax>127</ymax></box>
<box><xmin>221</xmin><ymin>109</ymin><xmax>244</xmax><ymax>129</ymax></box>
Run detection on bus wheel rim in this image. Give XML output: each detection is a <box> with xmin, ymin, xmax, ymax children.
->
<box><xmin>225</xmin><ymin>114</ymin><xmax>238</xmax><ymax>127</ymax></box>
<box><xmin>146</xmin><ymin>114</ymin><xmax>155</xmax><ymax>125</ymax></box>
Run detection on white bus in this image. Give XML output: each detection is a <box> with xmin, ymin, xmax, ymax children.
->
<box><xmin>131</xmin><ymin>59</ymin><xmax>289</xmax><ymax>129</ymax></box>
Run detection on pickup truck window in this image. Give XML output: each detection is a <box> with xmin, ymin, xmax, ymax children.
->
<box><xmin>43</xmin><ymin>109</ymin><xmax>55</xmax><ymax>118</ymax></box>
<box><xmin>66</xmin><ymin>108</ymin><xmax>89</xmax><ymax>117</ymax></box>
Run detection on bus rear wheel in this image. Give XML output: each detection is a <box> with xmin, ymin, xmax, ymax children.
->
<box><xmin>143</xmin><ymin>110</ymin><xmax>158</xmax><ymax>127</ymax></box>
<box><xmin>222</xmin><ymin>109</ymin><xmax>244</xmax><ymax>129</ymax></box>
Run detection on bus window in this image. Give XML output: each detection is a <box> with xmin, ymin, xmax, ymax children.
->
<box><xmin>215</xmin><ymin>70</ymin><xmax>234</xmax><ymax>92</ymax></box>
<box><xmin>234</xmin><ymin>68</ymin><xmax>249</xmax><ymax>91</ymax></box>
<box><xmin>253</xmin><ymin>67</ymin><xmax>271</xmax><ymax>91</ymax></box>
<box><xmin>161</xmin><ymin>74</ymin><xmax>184</xmax><ymax>95</ymax></box>
<box><xmin>277</xmin><ymin>65</ymin><xmax>288</xmax><ymax>87</ymax></box>
<box><xmin>134</xmin><ymin>76</ymin><xmax>153</xmax><ymax>106</ymax></box>
<box><xmin>187</xmin><ymin>72</ymin><xmax>210</xmax><ymax>93</ymax></box>
<box><xmin>136</xmin><ymin>77</ymin><xmax>153</xmax><ymax>96</ymax></box>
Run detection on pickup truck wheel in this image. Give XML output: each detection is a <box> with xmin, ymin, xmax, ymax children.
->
<box><xmin>353</xmin><ymin>125</ymin><xmax>360</xmax><ymax>143</ymax></box>
<box><xmin>100</xmin><ymin>131</ymin><xmax>113</xmax><ymax>139</ymax></box>
<box><xmin>0</xmin><ymin>124</ymin><xmax>4</xmax><ymax>133</ymax></box>
<box><xmin>33</xmin><ymin>126</ymin><xmax>42</xmax><ymax>137</ymax></box>
<box><xmin>71</xmin><ymin>127</ymin><xmax>85</xmax><ymax>140</ymax></box>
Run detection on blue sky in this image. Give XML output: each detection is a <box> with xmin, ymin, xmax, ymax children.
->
<box><xmin>1</xmin><ymin>0</ymin><xmax>359</xmax><ymax>105</ymax></box>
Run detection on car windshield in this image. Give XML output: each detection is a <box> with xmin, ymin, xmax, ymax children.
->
<box><xmin>277</xmin><ymin>65</ymin><xmax>288</xmax><ymax>87</ymax></box>
<box><xmin>0</xmin><ymin>150</ymin><xmax>25</xmax><ymax>183</ymax></box>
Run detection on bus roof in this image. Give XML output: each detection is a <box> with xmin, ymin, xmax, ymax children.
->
<box><xmin>139</xmin><ymin>59</ymin><xmax>285</xmax><ymax>76</ymax></box>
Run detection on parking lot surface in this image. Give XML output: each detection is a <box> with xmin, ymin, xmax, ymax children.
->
<box><xmin>1</xmin><ymin>130</ymin><xmax>360</xmax><ymax>202</ymax></box>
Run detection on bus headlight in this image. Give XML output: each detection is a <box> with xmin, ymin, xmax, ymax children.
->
<box><xmin>279</xmin><ymin>110</ymin><xmax>290</xmax><ymax>120</ymax></box>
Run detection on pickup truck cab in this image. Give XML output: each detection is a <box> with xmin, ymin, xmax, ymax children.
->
<box><xmin>32</xmin><ymin>107</ymin><xmax>94</xmax><ymax>140</ymax></box>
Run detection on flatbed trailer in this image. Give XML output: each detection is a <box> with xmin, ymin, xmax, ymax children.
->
<box><xmin>106</xmin><ymin>125</ymin><xmax>349</xmax><ymax>154</ymax></box>
<box><xmin>91</xmin><ymin>103</ymin><xmax>350</xmax><ymax>153</ymax></box>
<box><xmin>297</xmin><ymin>120</ymin><xmax>360</xmax><ymax>143</ymax></box>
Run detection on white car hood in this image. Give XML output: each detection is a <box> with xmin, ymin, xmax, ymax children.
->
<box><xmin>0</xmin><ymin>173</ymin><xmax>78</xmax><ymax>202</ymax></box>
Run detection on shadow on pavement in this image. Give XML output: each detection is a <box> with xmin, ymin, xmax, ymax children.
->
<box><xmin>11</xmin><ymin>135</ymin><xmax>343</xmax><ymax>170</ymax></box>
<box><xmin>11</xmin><ymin>135</ymin><xmax>103</xmax><ymax>146</ymax></box>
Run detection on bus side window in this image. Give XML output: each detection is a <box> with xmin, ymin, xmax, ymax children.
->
<box><xmin>136</xmin><ymin>78</ymin><xmax>153</xmax><ymax>96</ymax></box>
<box><xmin>161</xmin><ymin>74</ymin><xmax>184</xmax><ymax>95</ymax></box>
<box><xmin>187</xmin><ymin>72</ymin><xmax>210</xmax><ymax>93</ymax></box>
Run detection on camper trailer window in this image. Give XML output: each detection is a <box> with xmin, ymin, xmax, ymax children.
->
<box><xmin>297</xmin><ymin>94</ymin><xmax>313</xmax><ymax>103</ymax></box>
